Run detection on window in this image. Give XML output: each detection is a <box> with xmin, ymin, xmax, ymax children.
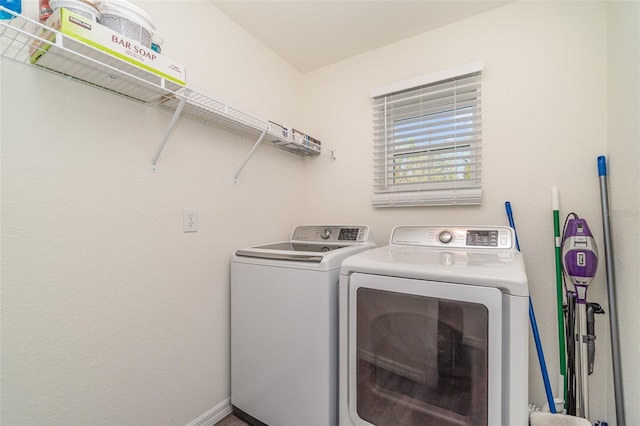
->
<box><xmin>371</xmin><ymin>63</ymin><xmax>483</xmax><ymax>207</ymax></box>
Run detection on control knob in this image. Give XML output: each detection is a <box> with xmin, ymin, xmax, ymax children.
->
<box><xmin>438</xmin><ymin>230</ymin><xmax>454</xmax><ymax>244</ymax></box>
<box><xmin>321</xmin><ymin>228</ymin><xmax>332</xmax><ymax>240</ymax></box>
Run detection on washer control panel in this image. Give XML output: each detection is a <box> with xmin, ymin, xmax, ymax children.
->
<box><xmin>291</xmin><ymin>225</ymin><xmax>370</xmax><ymax>243</ymax></box>
<box><xmin>392</xmin><ymin>226</ymin><xmax>514</xmax><ymax>249</ymax></box>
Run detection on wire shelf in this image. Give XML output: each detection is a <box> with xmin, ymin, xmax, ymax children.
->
<box><xmin>0</xmin><ymin>6</ymin><xmax>323</xmax><ymax>160</ymax></box>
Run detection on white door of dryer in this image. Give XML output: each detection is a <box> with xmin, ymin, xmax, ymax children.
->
<box><xmin>348</xmin><ymin>273</ymin><xmax>503</xmax><ymax>426</ymax></box>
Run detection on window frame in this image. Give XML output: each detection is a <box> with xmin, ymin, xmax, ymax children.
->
<box><xmin>371</xmin><ymin>62</ymin><xmax>483</xmax><ymax>207</ymax></box>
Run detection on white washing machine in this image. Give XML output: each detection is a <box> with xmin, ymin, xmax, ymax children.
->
<box><xmin>339</xmin><ymin>225</ymin><xmax>529</xmax><ymax>426</ymax></box>
<box><xmin>231</xmin><ymin>225</ymin><xmax>375</xmax><ymax>426</ymax></box>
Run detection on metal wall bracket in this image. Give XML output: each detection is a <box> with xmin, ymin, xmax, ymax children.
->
<box><xmin>233</xmin><ymin>130</ymin><xmax>267</xmax><ymax>184</ymax></box>
<box><xmin>150</xmin><ymin>93</ymin><xmax>189</xmax><ymax>172</ymax></box>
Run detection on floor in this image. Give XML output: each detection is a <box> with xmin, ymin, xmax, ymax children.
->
<box><xmin>216</xmin><ymin>414</ymin><xmax>250</xmax><ymax>426</ymax></box>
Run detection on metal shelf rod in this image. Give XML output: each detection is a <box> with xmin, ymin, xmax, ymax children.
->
<box><xmin>234</xmin><ymin>130</ymin><xmax>267</xmax><ymax>183</ymax></box>
<box><xmin>151</xmin><ymin>93</ymin><xmax>189</xmax><ymax>172</ymax></box>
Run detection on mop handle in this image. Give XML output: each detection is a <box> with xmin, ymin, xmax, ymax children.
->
<box><xmin>597</xmin><ymin>156</ymin><xmax>606</xmax><ymax>176</ymax></box>
<box><xmin>597</xmin><ymin>156</ymin><xmax>625</xmax><ymax>424</ymax></box>
<box><xmin>504</xmin><ymin>202</ymin><xmax>556</xmax><ymax>414</ymax></box>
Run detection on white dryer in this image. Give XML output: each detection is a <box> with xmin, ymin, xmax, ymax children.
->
<box><xmin>231</xmin><ymin>225</ymin><xmax>375</xmax><ymax>426</ymax></box>
<box><xmin>339</xmin><ymin>225</ymin><xmax>529</xmax><ymax>426</ymax></box>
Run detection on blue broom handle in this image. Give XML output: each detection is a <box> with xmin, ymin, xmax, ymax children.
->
<box><xmin>505</xmin><ymin>201</ymin><xmax>556</xmax><ymax>414</ymax></box>
<box><xmin>530</xmin><ymin>297</ymin><xmax>557</xmax><ymax>413</ymax></box>
<box><xmin>505</xmin><ymin>202</ymin><xmax>520</xmax><ymax>251</ymax></box>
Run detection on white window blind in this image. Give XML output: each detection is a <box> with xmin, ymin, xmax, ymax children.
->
<box><xmin>372</xmin><ymin>63</ymin><xmax>483</xmax><ymax>207</ymax></box>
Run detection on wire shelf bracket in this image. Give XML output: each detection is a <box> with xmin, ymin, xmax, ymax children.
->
<box><xmin>233</xmin><ymin>130</ymin><xmax>267</xmax><ymax>184</ymax></box>
<box><xmin>150</xmin><ymin>93</ymin><xmax>188</xmax><ymax>172</ymax></box>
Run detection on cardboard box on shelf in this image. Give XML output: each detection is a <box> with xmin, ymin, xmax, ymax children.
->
<box><xmin>29</xmin><ymin>7</ymin><xmax>186</xmax><ymax>87</ymax></box>
<box><xmin>292</xmin><ymin>128</ymin><xmax>321</xmax><ymax>149</ymax></box>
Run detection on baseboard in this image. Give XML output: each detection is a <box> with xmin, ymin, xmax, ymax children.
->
<box><xmin>187</xmin><ymin>398</ymin><xmax>233</xmax><ymax>426</ymax></box>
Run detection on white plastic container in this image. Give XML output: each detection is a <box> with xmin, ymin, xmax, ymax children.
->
<box><xmin>49</xmin><ymin>0</ymin><xmax>100</xmax><ymax>22</ymax></box>
<box><xmin>94</xmin><ymin>0</ymin><xmax>155</xmax><ymax>47</ymax></box>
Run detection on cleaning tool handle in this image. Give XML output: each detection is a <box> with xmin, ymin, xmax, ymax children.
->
<box><xmin>552</xmin><ymin>187</ymin><xmax>560</xmax><ymax>211</ymax></box>
<box><xmin>505</xmin><ymin>202</ymin><xmax>520</xmax><ymax>251</ymax></box>
<box><xmin>598</xmin><ymin>155</ymin><xmax>607</xmax><ymax>176</ymax></box>
<box><xmin>505</xmin><ymin>201</ymin><xmax>515</xmax><ymax>225</ymax></box>
<box><xmin>597</xmin><ymin>155</ymin><xmax>625</xmax><ymax>424</ymax></box>
<box><xmin>530</xmin><ymin>297</ymin><xmax>557</xmax><ymax>414</ymax></box>
<box><xmin>552</xmin><ymin>187</ymin><xmax>567</xmax><ymax>381</ymax></box>
<box><xmin>504</xmin><ymin>201</ymin><xmax>556</xmax><ymax>414</ymax></box>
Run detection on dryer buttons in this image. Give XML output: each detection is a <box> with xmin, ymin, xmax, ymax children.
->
<box><xmin>438</xmin><ymin>230</ymin><xmax>454</xmax><ymax>244</ymax></box>
<box><xmin>321</xmin><ymin>228</ymin><xmax>332</xmax><ymax>240</ymax></box>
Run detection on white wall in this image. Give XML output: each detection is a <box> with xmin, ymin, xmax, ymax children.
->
<box><xmin>302</xmin><ymin>0</ymin><xmax>617</xmax><ymax>423</ymax></box>
<box><xmin>1</xmin><ymin>0</ymin><xmax>637</xmax><ymax>425</ymax></box>
<box><xmin>608</xmin><ymin>1</ymin><xmax>640</xmax><ymax>424</ymax></box>
<box><xmin>1</xmin><ymin>1</ymin><xmax>310</xmax><ymax>424</ymax></box>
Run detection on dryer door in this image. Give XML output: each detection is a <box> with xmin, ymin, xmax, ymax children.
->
<box><xmin>348</xmin><ymin>273</ymin><xmax>502</xmax><ymax>426</ymax></box>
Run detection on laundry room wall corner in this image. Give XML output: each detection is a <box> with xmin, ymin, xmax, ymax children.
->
<box><xmin>301</xmin><ymin>1</ymin><xmax>612</xmax><ymax>421</ymax></box>
<box><xmin>607</xmin><ymin>1</ymin><xmax>640</xmax><ymax>424</ymax></box>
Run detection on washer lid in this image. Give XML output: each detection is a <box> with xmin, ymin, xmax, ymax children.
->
<box><xmin>249</xmin><ymin>241</ymin><xmax>348</xmax><ymax>253</ymax></box>
<box><xmin>234</xmin><ymin>225</ymin><xmax>374</xmax><ymax>266</ymax></box>
<box><xmin>235</xmin><ymin>242</ymin><xmax>347</xmax><ymax>263</ymax></box>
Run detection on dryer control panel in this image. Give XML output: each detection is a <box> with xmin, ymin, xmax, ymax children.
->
<box><xmin>391</xmin><ymin>225</ymin><xmax>514</xmax><ymax>249</ymax></box>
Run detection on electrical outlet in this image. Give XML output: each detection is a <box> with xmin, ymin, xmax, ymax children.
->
<box><xmin>183</xmin><ymin>208</ymin><xmax>198</xmax><ymax>232</ymax></box>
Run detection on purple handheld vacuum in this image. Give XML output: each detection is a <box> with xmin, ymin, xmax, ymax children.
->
<box><xmin>563</xmin><ymin>218</ymin><xmax>599</xmax><ymax>298</ymax></box>
<box><xmin>562</xmin><ymin>217</ymin><xmax>598</xmax><ymax>420</ymax></box>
